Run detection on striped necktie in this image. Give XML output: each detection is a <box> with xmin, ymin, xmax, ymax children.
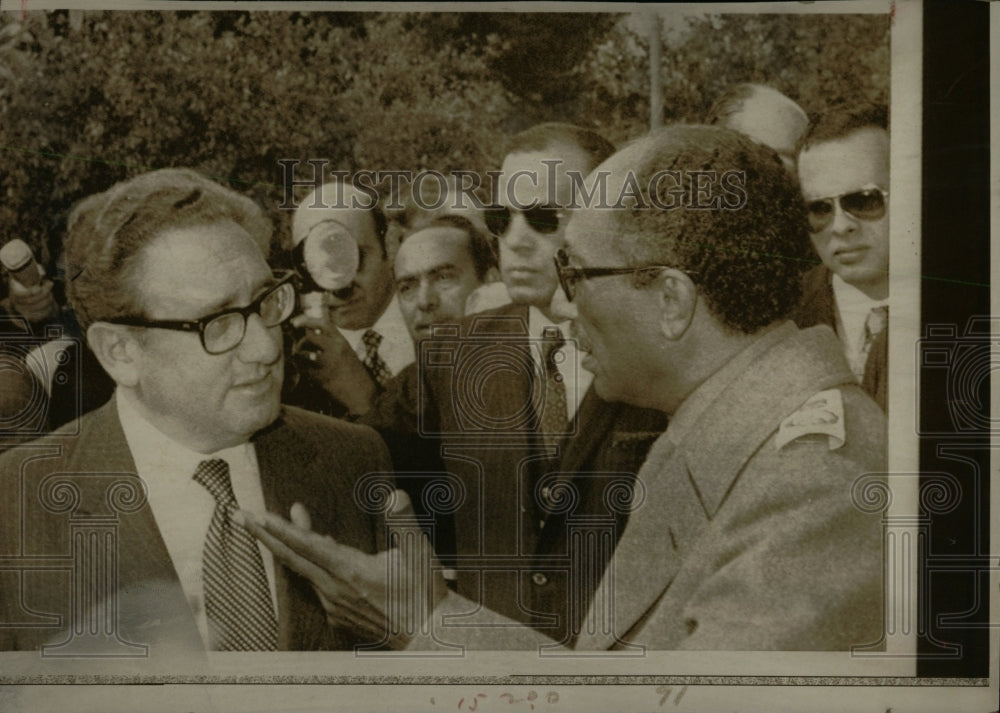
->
<box><xmin>362</xmin><ymin>328</ymin><xmax>392</xmax><ymax>388</ymax></box>
<box><xmin>193</xmin><ymin>459</ymin><xmax>278</xmax><ymax>651</ymax></box>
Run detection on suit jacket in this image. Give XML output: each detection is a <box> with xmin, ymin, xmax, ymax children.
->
<box><xmin>793</xmin><ymin>265</ymin><xmax>887</xmax><ymax>411</ymax></box>
<box><xmin>363</xmin><ymin>302</ymin><xmax>666</xmax><ymax>645</ymax></box>
<box><xmin>421</xmin><ymin>323</ymin><xmax>885</xmax><ymax>651</ymax></box>
<box><xmin>0</xmin><ymin>399</ymin><xmax>390</xmax><ymax>653</ymax></box>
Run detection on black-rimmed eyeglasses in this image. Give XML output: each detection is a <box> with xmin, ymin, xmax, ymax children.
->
<box><xmin>109</xmin><ymin>272</ymin><xmax>297</xmax><ymax>354</ymax></box>
<box><xmin>553</xmin><ymin>247</ymin><xmax>692</xmax><ymax>302</ymax></box>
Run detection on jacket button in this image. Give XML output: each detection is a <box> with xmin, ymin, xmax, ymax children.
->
<box><xmin>531</xmin><ymin>572</ymin><xmax>549</xmax><ymax>586</ymax></box>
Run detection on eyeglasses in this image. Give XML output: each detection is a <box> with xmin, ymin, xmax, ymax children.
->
<box><xmin>805</xmin><ymin>185</ymin><xmax>888</xmax><ymax>233</ymax></box>
<box><xmin>110</xmin><ymin>272</ymin><xmax>297</xmax><ymax>354</ymax></box>
<box><xmin>484</xmin><ymin>205</ymin><xmax>563</xmax><ymax>238</ymax></box>
<box><xmin>553</xmin><ymin>248</ymin><xmax>692</xmax><ymax>302</ymax></box>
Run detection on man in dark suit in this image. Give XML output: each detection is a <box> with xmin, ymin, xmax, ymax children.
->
<box><xmin>794</xmin><ymin>104</ymin><xmax>890</xmax><ymax>411</ymax></box>
<box><xmin>359</xmin><ymin>124</ymin><xmax>666</xmax><ymax>647</ymax></box>
<box><xmin>0</xmin><ymin>169</ymin><xmax>389</xmax><ymax>654</ymax></box>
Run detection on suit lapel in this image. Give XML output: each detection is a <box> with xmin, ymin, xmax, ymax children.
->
<box><xmin>70</xmin><ymin>401</ymin><xmax>203</xmax><ymax>650</ymax></box>
<box><xmin>572</xmin><ymin>434</ymin><xmax>703</xmax><ymax>649</ymax></box>
<box><xmin>793</xmin><ymin>266</ymin><xmax>838</xmax><ymax>332</ymax></box>
<box><xmin>558</xmin><ymin>387</ymin><xmax>617</xmax><ymax>476</ymax></box>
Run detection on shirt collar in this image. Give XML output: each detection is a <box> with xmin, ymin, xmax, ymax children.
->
<box><xmin>527</xmin><ymin>305</ymin><xmax>570</xmax><ymax>341</ymax></box>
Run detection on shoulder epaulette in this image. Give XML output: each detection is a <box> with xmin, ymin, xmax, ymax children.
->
<box><xmin>775</xmin><ymin>388</ymin><xmax>846</xmax><ymax>451</ymax></box>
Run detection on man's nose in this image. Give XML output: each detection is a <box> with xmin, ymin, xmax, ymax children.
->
<box><xmin>829</xmin><ymin>201</ymin><xmax>858</xmax><ymax>236</ymax></box>
<box><xmin>238</xmin><ymin>313</ymin><xmax>282</xmax><ymax>364</ymax></box>
<box><xmin>502</xmin><ymin>213</ymin><xmax>540</xmax><ymax>253</ymax></box>
<box><xmin>416</xmin><ymin>279</ymin><xmax>439</xmax><ymax>311</ymax></box>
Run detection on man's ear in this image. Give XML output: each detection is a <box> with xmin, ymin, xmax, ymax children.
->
<box><xmin>657</xmin><ymin>270</ymin><xmax>698</xmax><ymax>340</ymax></box>
<box><xmin>86</xmin><ymin>322</ymin><xmax>143</xmax><ymax>387</ymax></box>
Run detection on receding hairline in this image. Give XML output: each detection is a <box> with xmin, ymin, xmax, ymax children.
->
<box><xmin>799</xmin><ymin>124</ymin><xmax>889</xmax><ymax>157</ymax></box>
<box><xmin>395</xmin><ymin>224</ymin><xmax>473</xmax><ymax>265</ymax></box>
<box><xmin>503</xmin><ymin>139</ymin><xmax>598</xmax><ymax>170</ymax></box>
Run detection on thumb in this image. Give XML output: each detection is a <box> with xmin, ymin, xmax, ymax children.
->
<box><xmin>389</xmin><ymin>488</ymin><xmax>416</xmax><ymax>519</ymax></box>
<box><xmin>290</xmin><ymin>502</ymin><xmax>313</xmax><ymax>530</ymax></box>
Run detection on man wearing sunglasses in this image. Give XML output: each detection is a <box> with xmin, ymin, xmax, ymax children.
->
<box><xmin>0</xmin><ymin>169</ymin><xmax>390</xmax><ymax>655</ymax></box>
<box><xmin>794</xmin><ymin>104</ymin><xmax>890</xmax><ymax>411</ymax></box>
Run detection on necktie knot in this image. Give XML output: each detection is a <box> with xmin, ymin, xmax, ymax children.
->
<box><xmin>542</xmin><ymin>327</ymin><xmax>566</xmax><ymax>376</ymax></box>
<box><xmin>362</xmin><ymin>328</ymin><xmax>383</xmax><ymax>351</ymax></box>
<box><xmin>362</xmin><ymin>328</ymin><xmax>392</xmax><ymax>387</ymax></box>
<box><xmin>193</xmin><ymin>459</ymin><xmax>236</xmax><ymax>508</ymax></box>
<box><xmin>865</xmin><ymin>305</ymin><xmax>889</xmax><ymax>340</ymax></box>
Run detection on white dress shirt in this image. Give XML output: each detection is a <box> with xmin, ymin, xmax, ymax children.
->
<box><xmin>116</xmin><ymin>389</ymin><xmax>278</xmax><ymax>648</ymax></box>
<box><xmin>831</xmin><ymin>274</ymin><xmax>889</xmax><ymax>382</ymax></box>
<box><xmin>528</xmin><ymin>306</ymin><xmax>593</xmax><ymax>419</ymax></box>
<box><xmin>337</xmin><ymin>295</ymin><xmax>415</xmax><ymax>378</ymax></box>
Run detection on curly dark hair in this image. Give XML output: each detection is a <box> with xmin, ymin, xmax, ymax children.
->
<box><xmin>612</xmin><ymin>125</ymin><xmax>813</xmax><ymax>334</ymax></box>
<box><xmin>67</xmin><ymin>168</ymin><xmax>272</xmax><ymax>332</ymax></box>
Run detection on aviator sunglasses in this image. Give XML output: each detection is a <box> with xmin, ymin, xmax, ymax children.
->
<box><xmin>805</xmin><ymin>185</ymin><xmax>888</xmax><ymax>234</ymax></box>
<box><xmin>484</xmin><ymin>205</ymin><xmax>563</xmax><ymax>238</ymax></box>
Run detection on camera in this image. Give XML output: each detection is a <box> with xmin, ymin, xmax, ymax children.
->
<box><xmin>0</xmin><ymin>319</ymin><xmax>81</xmax><ymax>443</ymax></box>
<box><xmin>417</xmin><ymin>315</ymin><xmax>579</xmax><ymax>440</ymax></box>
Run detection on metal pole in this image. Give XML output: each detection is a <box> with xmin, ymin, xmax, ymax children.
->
<box><xmin>648</xmin><ymin>10</ymin><xmax>662</xmax><ymax>130</ymax></box>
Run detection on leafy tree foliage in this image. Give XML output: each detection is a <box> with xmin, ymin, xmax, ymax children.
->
<box><xmin>0</xmin><ymin>9</ymin><xmax>888</xmax><ymax>268</ymax></box>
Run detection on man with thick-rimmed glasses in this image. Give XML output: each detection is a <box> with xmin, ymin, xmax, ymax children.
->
<box><xmin>0</xmin><ymin>168</ymin><xmax>390</xmax><ymax>655</ymax></box>
<box><xmin>794</xmin><ymin>104</ymin><xmax>890</xmax><ymax>411</ymax></box>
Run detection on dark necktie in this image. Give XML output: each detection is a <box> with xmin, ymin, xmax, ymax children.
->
<box><xmin>539</xmin><ymin>326</ymin><xmax>568</xmax><ymax>450</ymax></box>
<box><xmin>193</xmin><ymin>459</ymin><xmax>278</xmax><ymax>651</ymax></box>
<box><xmin>861</xmin><ymin>305</ymin><xmax>889</xmax><ymax>410</ymax></box>
<box><xmin>362</xmin><ymin>328</ymin><xmax>392</xmax><ymax>388</ymax></box>
<box><xmin>863</xmin><ymin>305</ymin><xmax>888</xmax><ymax>358</ymax></box>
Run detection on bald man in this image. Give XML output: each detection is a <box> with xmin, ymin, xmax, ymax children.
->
<box><xmin>706</xmin><ymin>83</ymin><xmax>809</xmax><ymax>175</ymax></box>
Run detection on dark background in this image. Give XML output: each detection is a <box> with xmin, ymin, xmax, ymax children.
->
<box><xmin>919</xmin><ymin>0</ymin><xmax>990</xmax><ymax>679</ymax></box>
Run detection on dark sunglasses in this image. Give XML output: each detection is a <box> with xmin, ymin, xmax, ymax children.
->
<box><xmin>484</xmin><ymin>205</ymin><xmax>562</xmax><ymax>238</ymax></box>
<box><xmin>109</xmin><ymin>272</ymin><xmax>296</xmax><ymax>355</ymax></box>
<box><xmin>805</xmin><ymin>185</ymin><xmax>888</xmax><ymax>233</ymax></box>
<box><xmin>553</xmin><ymin>248</ymin><xmax>694</xmax><ymax>302</ymax></box>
